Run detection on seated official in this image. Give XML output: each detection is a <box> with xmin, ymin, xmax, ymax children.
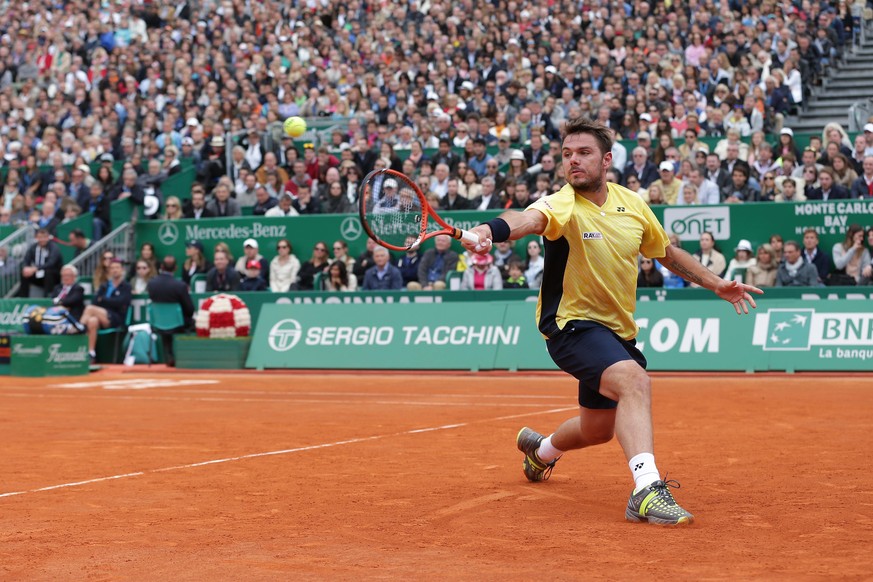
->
<box><xmin>51</xmin><ymin>264</ymin><xmax>86</xmax><ymax>324</ymax></box>
<box><xmin>79</xmin><ymin>259</ymin><xmax>132</xmax><ymax>362</ymax></box>
<box><xmin>147</xmin><ymin>256</ymin><xmax>195</xmax><ymax>366</ymax></box>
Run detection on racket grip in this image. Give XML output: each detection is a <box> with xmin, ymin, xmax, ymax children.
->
<box><xmin>459</xmin><ymin>229</ymin><xmax>492</xmax><ymax>251</ymax></box>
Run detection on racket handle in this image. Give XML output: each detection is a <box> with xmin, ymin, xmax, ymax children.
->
<box><xmin>458</xmin><ymin>228</ymin><xmax>492</xmax><ymax>251</ymax></box>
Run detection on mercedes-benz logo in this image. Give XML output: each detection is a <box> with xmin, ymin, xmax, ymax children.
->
<box><xmin>158</xmin><ymin>222</ymin><xmax>179</xmax><ymax>246</ymax></box>
<box><xmin>340</xmin><ymin>216</ymin><xmax>362</xmax><ymax>241</ymax></box>
<box><xmin>268</xmin><ymin>319</ymin><xmax>302</xmax><ymax>351</ymax></box>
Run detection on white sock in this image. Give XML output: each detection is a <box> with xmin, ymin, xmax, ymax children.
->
<box><xmin>536</xmin><ymin>435</ymin><xmax>564</xmax><ymax>463</ymax></box>
<box><xmin>89</xmin><ymin>350</ymin><xmax>96</xmax><ymax>358</ymax></box>
<box><xmin>628</xmin><ymin>452</ymin><xmax>660</xmax><ymax>492</ymax></box>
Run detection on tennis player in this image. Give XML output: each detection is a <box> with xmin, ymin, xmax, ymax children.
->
<box><xmin>463</xmin><ymin>117</ymin><xmax>762</xmax><ymax>525</ymax></box>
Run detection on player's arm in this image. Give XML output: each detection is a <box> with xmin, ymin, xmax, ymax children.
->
<box><xmin>659</xmin><ymin>244</ymin><xmax>763</xmax><ymax>315</ymax></box>
<box><xmin>461</xmin><ymin>209</ymin><xmax>547</xmax><ymax>252</ymax></box>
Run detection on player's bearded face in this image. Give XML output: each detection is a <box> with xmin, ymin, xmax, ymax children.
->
<box><xmin>562</xmin><ymin>134</ymin><xmax>610</xmax><ymax>193</ymax></box>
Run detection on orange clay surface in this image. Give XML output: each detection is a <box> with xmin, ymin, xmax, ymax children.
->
<box><xmin>0</xmin><ymin>370</ymin><xmax>871</xmax><ymax>580</ymax></box>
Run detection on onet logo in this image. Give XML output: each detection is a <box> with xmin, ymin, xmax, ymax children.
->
<box><xmin>158</xmin><ymin>222</ymin><xmax>179</xmax><ymax>246</ymax></box>
<box><xmin>268</xmin><ymin>319</ymin><xmax>303</xmax><ymax>351</ymax></box>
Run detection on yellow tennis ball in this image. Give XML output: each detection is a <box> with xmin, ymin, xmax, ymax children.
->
<box><xmin>283</xmin><ymin>116</ymin><xmax>306</xmax><ymax>138</ymax></box>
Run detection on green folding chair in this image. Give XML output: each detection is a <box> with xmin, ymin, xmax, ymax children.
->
<box><xmin>148</xmin><ymin>302</ymin><xmax>186</xmax><ymax>365</ymax></box>
<box><xmin>97</xmin><ymin>306</ymin><xmax>133</xmax><ymax>363</ymax></box>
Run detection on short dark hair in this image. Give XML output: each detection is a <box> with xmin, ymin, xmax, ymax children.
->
<box><xmin>561</xmin><ymin>117</ymin><xmax>613</xmax><ymax>156</ymax></box>
<box><xmin>70</xmin><ymin>228</ymin><xmax>86</xmax><ymax>239</ymax></box>
<box><xmin>161</xmin><ymin>256</ymin><xmax>177</xmax><ymax>273</ymax></box>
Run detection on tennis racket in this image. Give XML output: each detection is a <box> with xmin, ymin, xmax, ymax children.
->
<box><xmin>358</xmin><ymin>169</ymin><xmax>487</xmax><ymax>251</ymax></box>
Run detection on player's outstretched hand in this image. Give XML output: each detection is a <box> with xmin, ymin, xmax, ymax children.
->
<box><xmin>461</xmin><ymin>225</ymin><xmax>494</xmax><ymax>254</ymax></box>
<box><xmin>715</xmin><ymin>279</ymin><xmax>764</xmax><ymax>314</ymax></box>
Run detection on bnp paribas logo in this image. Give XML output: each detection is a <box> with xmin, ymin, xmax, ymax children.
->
<box><xmin>754</xmin><ymin>308</ymin><xmax>815</xmax><ymax>351</ymax></box>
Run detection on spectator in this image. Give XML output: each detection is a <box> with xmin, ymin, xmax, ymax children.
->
<box><xmin>68</xmin><ymin>229</ymin><xmax>92</xmax><ymax>257</ymax></box>
<box><xmin>362</xmin><ymin>246</ymin><xmax>403</xmax><ymax>291</ymax></box>
<box><xmin>492</xmin><ymin>240</ymin><xmax>522</xmax><ymax>281</ymax></box>
<box><xmin>396</xmin><ymin>236</ymin><xmax>422</xmax><ymax>289</ymax></box>
<box><xmin>637</xmin><ymin>257</ymin><xmax>664</xmax><ymax>288</ymax></box>
<box><xmin>415</xmin><ymin>235</ymin><xmax>459</xmax><ymax>291</ymax></box>
<box><xmin>19</xmin><ymin>228</ymin><xmax>63</xmax><ymax>298</ymax></box>
<box><xmin>206</xmin><ymin>250</ymin><xmax>241</xmax><ymax>293</ymax></box>
<box><xmin>801</xmin><ymin>229</ymin><xmax>833</xmax><ymax>285</ymax></box>
<box><xmin>130</xmin><ymin>259</ymin><xmax>157</xmax><ymax>295</ymax></box>
<box><xmin>236</xmin><ymin>173</ymin><xmax>260</xmax><ymax>207</ymax></box>
<box><xmin>323</xmin><ymin>260</ymin><xmax>356</xmax><ymax>292</ymax></box>
<box><xmin>323</xmin><ymin>181</ymin><xmax>353</xmax><ymax>214</ymax></box>
<box><xmin>270</xmin><ymin>239</ymin><xmax>301</xmax><ymax>293</ymax></box>
<box><xmin>692</xmin><ymin>231</ymin><xmax>727</xmax><ymax>283</ymax></box>
<box><xmin>503</xmin><ymin>260</ymin><xmax>528</xmax><ymax>289</ymax></box>
<box><xmin>648</xmin><ymin>162</ymin><xmax>681</xmax><ymax>205</ymax></box>
<box><xmin>183</xmin><ymin>186</ymin><xmax>214</xmax><ymax>220</ymax></box>
<box><xmin>776</xmin><ymin>241</ymin><xmax>820</xmax><ymax>287</ymax></box>
<box><xmin>265</xmin><ymin>192</ymin><xmax>300</xmax><ymax>218</ymax></box>
<box><xmin>51</xmin><ymin>265</ymin><xmax>86</xmax><ymax>326</ymax></box>
<box><xmin>182</xmin><ymin>240</ymin><xmax>211</xmax><ymax>288</ymax></box>
<box><xmin>146</xmin><ymin>256</ymin><xmax>195</xmax><ymax>367</ymax></box>
<box><xmin>725</xmin><ymin>240</ymin><xmax>758</xmax><ymax>282</ymax></box>
<box><xmin>297</xmin><ymin>242</ymin><xmax>331</xmax><ymax>291</ymax></box>
<box><xmin>353</xmin><ymin>238</ymin><xmax>377</xmax><ymax>282</ymax></box>
<box><xmin>850</xmin><ymin>156</ymin><xmax>873</xmax><ymax>200</ymax></box>
<box><xmin>36</xmin><ymin>200</ymin><xmax>60</xmax><ymax>235</ymax></box>
<box><xmin>775</xmin><ymin>177</ymin><xmax>806</xmax><ymax>203</ymax></box>
<box><xmin>807</xmin><ymin>167</ymin><xmax>850</xmax><ymax>201</ymax></box>
<box><xmin>85</xmin><ymin>181</ymin><xmax>111</xmax><ymax>240</ymax></box>
<box><xmin>252</xmin><ymin>186</ymin><xmax>278</xmax><ymax>216</ymax></box>
<box><xmin>293</xmin><ymin>184</ymin><xmax>322</xmax><ymax>215</ymax></box>
<box><xmin>240</xmin><ymin>260</ymin><xmax>268</xmax><ymax>292</ymax></box>
<box><xmin>235</xmin><ymin>239</ymin><xmax>268</xmax><ymax>283</ymax></box>
<box><xmin>110</xmin><ymin>168</ymin><xmax>145</xmax><ymax>205</ymax></box>
<box><xmin>472</xmin><ymin>176</ymin><xmax>502</xmax><ymax>210</ymax></box>
<box><xmin>524</xmin><ymin>240</ymin><xmax>545</xmax><ymax>289</ymax></box>
<box><xmin>830</xmin><ymin>153</ymin><xmax>858</xmax><ymax>190</ymax></box>
<box><xmin>441</xmin><ymin>178</ymin><xmax>471</xmax><ymax>211</ymax></box>
<box><xmin>461</xmin><ymin>252</ymin><xmax>503</xmax><ymax>290</ymax></box>
<box><xmin>331</xmin><ymin>241</ymin><xmax>357</xmax><ymax>275</ymax></box>
<box><xmin>831</xmin><ymin>224</ymin><xmax>871</xmax><ymax>285</ymax></box>
<box><xmin>163</xmin><ymin>196</ymin><xmax>184</xmax><ymax>220</ymax></box>
<box><xmin>80</xmin><ymin>259</ymin><xmax>132</xmax><ymax>363</ymax></box>
<box><xmin>721</xmin><ymin>165</ymin><xmax>760</xmax><ymax>204</ymax></box>
<box><xmin>206</xmin><ymin>183</ymin><xmax>242</xmax><ymax>217</ymax></box>
<box><xmin>745</xmin><ymin>244</ymin><xmax>779</xmax><ymax>288</ymax></box>
<box><xmin>622</xmin><ymin>147</ymin><xmax>659</xmax><ymax>189</ymax></box>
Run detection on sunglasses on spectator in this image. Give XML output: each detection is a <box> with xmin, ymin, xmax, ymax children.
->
<box><xmin>314</xmin><ymin>246</ymin><xmax>327</xmax><ymax>252</ymax></box>
<box><xmin>277</xmin><ymin>244</ymin><xmax>289</xmax><ymax>250</ymax></box>
<box><xmin>166</xmin><ymin>203</ymin><xmax>179</xmax><ymax>207</ymax></box>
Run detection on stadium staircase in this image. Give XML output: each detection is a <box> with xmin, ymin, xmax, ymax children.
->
<box><xmin>787</xmin><ymin>19</ymin><xmax>873</xmax><ymax>133</ymax></box>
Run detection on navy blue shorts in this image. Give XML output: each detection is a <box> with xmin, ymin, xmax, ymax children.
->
<box><xmin>546</xmin><ymin>320</ymin><xmax>647</xmax><ymax>410</ymax></box>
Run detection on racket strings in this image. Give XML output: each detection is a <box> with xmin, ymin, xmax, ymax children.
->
<box><xmin>362</xmin><ymin>175</ymin><xmax>426</xmax><ymax>249</ymax></box>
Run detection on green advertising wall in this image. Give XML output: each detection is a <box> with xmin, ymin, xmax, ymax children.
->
<box><xmin>2</xmin><ymin>288</ymin><xmax>871</xmax><ymax>335</ymax></box>
<box><xmin>135</xmin><ymin>200</ymin><xmax>873</xmax><ymax>268</ymax></box>
<box><xmin>246</xmin><ymin>299</ymin><xmax>873</xmax><ymax>373</ymax></box>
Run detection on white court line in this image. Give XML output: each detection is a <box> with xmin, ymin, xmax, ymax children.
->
<box><xmin>0</xmin><ymin>407</ymin><xmax>575</xmax><ymax>500</ymax></box>
<box><xmin>0</xmin><ymin>392</ymin><xmax>565</xmax><ymax>408</ymax></box>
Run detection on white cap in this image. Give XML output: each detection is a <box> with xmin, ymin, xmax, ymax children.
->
<box><xmin>735</xmin><ymin>239</ymin><xmax>753</xmax><ymax>252</ymax></box>
<box><xmin>639</xmin><ymin>113</ymin><xmax>652</xmax><ymax>122</ymax></box>
<box><xmin>243</xmin><ymin>238</ymin><xmax>259</xmax><ymax>249</ymax></box>
<box><xmin>384</xmin><ymin>178</ymin><xmax>398</xmax><ymax>189</ymax></box>
<box><xmin>186</xmin><ymin>117</ymin><xmax>200</xmax><ymax>127</ymax></box>
<box><xmin>545</xmin><ymin>65</ymin><xmax>557</xmax><ymax>74</ymax></box>
<box><xmin>780</xmin><ymin>127</ymin><xmax>794</xmax><ymax>136</ymax></box>
<box><xmin>637</xmin><ymin>131</ymin><xmax>651</xmax><ymax>140</ymax></box>
<box><xmin>864</xmin><ymin>123</ymin><xmax>873</xmax><ymax>133</ymax></box>
<box><xmin>461</xmin><ymin>81</ymin><xmax>474</xmax><ymax>91</ymax></box>
<box><xmin>659</xmin><ymin>161</ymin><xmax>675</xmax><ymax>172</ymax></box>
<box><xmin>426</xmin><ymin>91</ymin><xmax>439</xmax><ymax>101</ymax></box>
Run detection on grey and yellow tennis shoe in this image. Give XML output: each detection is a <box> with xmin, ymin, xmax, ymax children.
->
<box><xmin>625</xmin><ymin>478</ymin><xmax>694</xmax><ymax>525</ymax></box>
<box><xmin>516</xmin><ymin>427</ymin><xmax>560</xmax><ymax>482</ymax></box>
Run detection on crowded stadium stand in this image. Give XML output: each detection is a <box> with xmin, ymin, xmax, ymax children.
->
<box><xmin>1</xmin><ymin>0</ymin><xmax>873</xmax><ymax>363</ymax></box>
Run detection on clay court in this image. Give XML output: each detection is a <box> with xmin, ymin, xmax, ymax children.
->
<box><xmin>0</xmin><ymin>370</ymin><xmax>870</xmax><ymax>580</ymax></box>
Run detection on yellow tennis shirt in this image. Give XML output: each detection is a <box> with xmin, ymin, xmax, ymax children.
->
<box><xmin>527</xmin><ymin>182</ymin><xmax>670</xmax><ymax>340</ymax></box>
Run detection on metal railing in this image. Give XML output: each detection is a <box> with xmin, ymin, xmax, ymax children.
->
<box><xmin>0</xmin><ymin>225</ymin><xmax>36</xmax><ymax>298</ymax></box>
<box><xmin>67</xmin><ymin>223</ymin><xmax>134</xmax><ymax>293</ymax></box>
